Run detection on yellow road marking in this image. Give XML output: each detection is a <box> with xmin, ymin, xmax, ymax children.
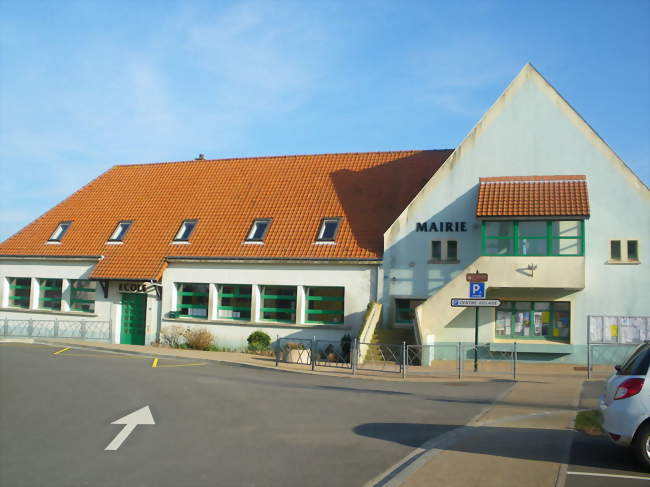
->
<box><xmin>152</xmin><ymin>358</ymin><xmax>159</xmax><ymax>368</ymax></box>
<box><xmin>154</xmin><ymin>362</ymin><xmax>207</xmax><ymax>368</ymax></box>
<box><xmin>52</xmin><ymin>347</ymin><xmax>71</xmax><ymax>355</ymax></box>
<box><xmin>56</xmin><ymin>352</ymin><xmax>150</xmax><ymax>360</ymax></box>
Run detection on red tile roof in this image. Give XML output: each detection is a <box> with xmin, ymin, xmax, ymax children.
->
<box><xmin>0</xmin><ymin>150</ymin><xmax>452</xmax><ymax>280</ymax></box>
<box><xmin>476</xmin><ymin>175</ymin><xmax>590</xmax><ymax>218</ymax></box>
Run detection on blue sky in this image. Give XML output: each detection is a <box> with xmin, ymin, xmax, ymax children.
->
<box><xmin>1</xmin><ymin>0</ymin><xmax>648</xmax><ymax>241</ymax></box>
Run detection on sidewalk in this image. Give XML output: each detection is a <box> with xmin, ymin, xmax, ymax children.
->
<box><xmin>7</xmin><ymin>338</ymin><xmax>531</xmax><ymax>382</ymax></box>
<box><xmin>391</xmin><ymin>377</ymin><xmax>583</xmax><ymax>487</ymax></box>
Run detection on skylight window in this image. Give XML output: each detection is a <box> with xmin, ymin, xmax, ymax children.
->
<box><xmin>317</xmin><ymin>218</ymin><xmax>340</xmax><ymax>242</ymax></box>
<box><xmin>48</xmin><ymin>221</ymin><xmax>71</xmax><ymax>242</ymax></box>
<box><xmin>246</xmin><ymin>219</ymin><xmax>271</xmax><ymax>242</ymax></box>
<box><xmin>108</xmin><ymin>221</ymin><xmax>132</xmax><ymax>242</ymax></box>
<box><xmin>174</xmin><ymin>220</ymin><xmax>197</xmax><ymax>242</ymax></box>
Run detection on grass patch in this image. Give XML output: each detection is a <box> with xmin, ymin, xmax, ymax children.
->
<box><xmin>575</xmin><ymin>409</ymin><xmax>603</xmax><ymax>436</ymax></box>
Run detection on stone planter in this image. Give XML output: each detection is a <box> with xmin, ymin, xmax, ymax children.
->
<box><xmin>284</xmin><ymin>349</ymin><xmax>311</xmax><ymax>364</ymax></box>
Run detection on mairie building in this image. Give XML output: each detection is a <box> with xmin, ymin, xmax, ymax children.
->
<box><xmin>1</xmin><ymin>64</ymin><xmax>648</xmax><ymax>363</ymax></box>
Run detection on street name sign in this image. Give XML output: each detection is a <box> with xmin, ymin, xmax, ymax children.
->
<box><xmin>451</xmin><ymin>298</ymin><xmax>501</xmax><ymax>307</ymax></box>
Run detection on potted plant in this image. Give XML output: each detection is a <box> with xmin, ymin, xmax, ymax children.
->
<box><xmin>283</xmin><ymin>341</ymin><xmax>311</xmax><ymax>364</ymax></box>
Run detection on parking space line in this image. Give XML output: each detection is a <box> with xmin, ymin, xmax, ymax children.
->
<box><xmin>567</xmin><ymin>471</ymin><xmax>650</xmax><ymax>481</ymax></box>
<box><xmin>152</xmin><ymin>358</ymin><xmax>158</xmax><ymax>368</ymax></box>
<box><xmin>52</xmin><ymin>347</ymin><xmax>71</xmax><ymax>355</ymax></box>
<box><xmin>54</xmin><ymin>352</ymin><xmax>150</xmax><ymax>360</ymax></box>
<box><xmin>154</xmin><ymin>362</ymin><xmax>207</xmax><ymax>368</ymax></box>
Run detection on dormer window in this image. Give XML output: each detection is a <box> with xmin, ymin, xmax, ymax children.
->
<box><xmin>48</xmin><ymin>221</ymin><xmax>71</xmax><ymax>242</ymax></box>
<box><xmin>173</xmin><ymin>219</ymin><xmax>197</xmax><ymax>242</ymax></box>
<box><xmin>246</xmin><ymin>219</ymin><xmax>271</xmax><ymax>242</ymax></box>
<box><xmin>108</xmin><ymin>221</ymin><xmax>132</xmax><ymax>242</ymax></box>
<box><xmin>316</xmin><ymin>218</ymin><xmax>340</xmax><ymax>242</ymax></box>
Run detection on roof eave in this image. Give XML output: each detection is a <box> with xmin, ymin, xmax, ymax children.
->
<box><xmin>165</xmin><ymin>256</ymin><xmax>382</xmax><ymax>265</ymax></box>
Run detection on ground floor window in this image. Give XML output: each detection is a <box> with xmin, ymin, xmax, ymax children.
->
<box><xmin>70</xmin><ymin>280</ymin><xmax>96</xmax><ymax>313</ymax></box>
<box><xmin>261</xmin><ymin>286</ymin><xmax>296</xmax><ymax>323</ymax></box>
<box><xmin>177</xmin><ymin>283</ymin><xmax>209</xmax><ymax>318</ymax></box>
<box><xmin>38</xmin><ymin>279</ymin><xmax>62</xmax><ymax>311</ymax></box>
<box><xmin>218</xmin><ymin>284</ymin><xmax>252</xmax><ymax>320</ymax></box>
<box><xmin>495</xmin><ymin>301</ymin><xmax>570</xmax><ymax>340</ymax></box>
<box><xmin>8</xmin><ymin>277</ymin><xmax>31</xmax><ymax>308</ymax></box>
<box><xmin>305</xmin><ymin>287</ymin><xmax>344</xmax><ymax>324</ymax></box>
<box><xmin>395</xmin><ymin>298</ymin><xmax>425</xmax><ymax>324</ymax></box>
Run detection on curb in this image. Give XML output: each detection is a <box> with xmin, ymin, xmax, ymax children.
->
<box><xmin>2</xmin><ymin>338</ymin><xmax>508</xmax><ymax>384</ymax></box>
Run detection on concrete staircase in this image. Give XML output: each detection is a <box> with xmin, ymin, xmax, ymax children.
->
<box><xmin>371</xmin><ymin>328</ymin><xmax>416</xmax><ymax>345</ymax></box>
<box><xmin>362</xmin><ymin>327</ymin><xmax>416</xmax><ymax>363</ymax></box>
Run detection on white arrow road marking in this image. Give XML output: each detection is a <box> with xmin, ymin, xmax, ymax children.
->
<box><xmin>105</xmin><ymin>405</ymin><xmax>155</xmax><ymax>451</ymax></box>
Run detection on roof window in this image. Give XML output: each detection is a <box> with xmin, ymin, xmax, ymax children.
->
<box><xmin>173</xmin><ymin>220</ymin><xmax>197</xmax><ymax>242</ymax></box>
<box><xmin>108</xmin><ymin>221</ymin><xmax>132</xmax><ymax>242</ymax></box>
<box><xmin>316</xmin><ymin>218</ymin><xmax>340</xmax><ymax>242</ymax></box>
<box><xmin>246</xmin><ymin>219</ymin><xmax>271</xmax><ymax>242</ymax></box>
<box><xmin>48</xmin><ymin>221</ymin><xmax>71</xmax><ymax>242</ymax></box>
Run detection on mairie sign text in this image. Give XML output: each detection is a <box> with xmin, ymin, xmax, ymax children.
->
<box><xmin>416</xmin><ymin>221</ymin><xmax>467</xmax><ymax>232</ymax></box>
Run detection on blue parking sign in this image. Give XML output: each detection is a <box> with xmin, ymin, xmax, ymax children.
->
<box><xmin>469</xmin><ymin>282</ymin><xmax>485</xmax><ymax>299</ymax></box>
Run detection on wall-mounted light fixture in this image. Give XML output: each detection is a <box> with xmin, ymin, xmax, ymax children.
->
<box><xmin>527</xmin><ymin>263</ymin><xmax>538</xmax><ymax>277</ymax></box>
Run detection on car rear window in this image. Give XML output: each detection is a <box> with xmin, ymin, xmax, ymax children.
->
<box><xmin>618</xmin><ymin>343</ymin><xmax>650</xmax><ymax>376</ymax></box>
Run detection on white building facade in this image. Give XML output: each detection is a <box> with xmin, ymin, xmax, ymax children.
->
<box><xmin>1</xmin><ymin>65</ymin><xmax>648</xmax><ymax>362</ymax></box>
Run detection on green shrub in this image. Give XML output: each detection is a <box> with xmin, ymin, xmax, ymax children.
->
<box><xmin>340</xmin><ymin>333</ymin><xmax>352</xmax><ymax>362</ymax></box>
<box><xmin>247</xmin><ymin>330</ymin><xmax>271</xmax><ymax>352</ymax></box>
<box><xmin>183</xmin><ymin>328</ymin><xmax>215</xmax><ymax>351</ymax></box>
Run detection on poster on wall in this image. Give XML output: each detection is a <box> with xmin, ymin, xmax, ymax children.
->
<box><xmin>515</xmin><ymin>313</ymin><xmax>524</xmax><ymax>334</ymax></box>
<box><xmin>534</xmin><ymin>312</ymin><xmax>542</xmax><ymax>336</ymax></box>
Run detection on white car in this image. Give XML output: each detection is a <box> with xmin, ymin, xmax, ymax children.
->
<box><xmin>600</xmin><ymin>342</ymin><xmax>650</xmax><ymax>470</ymax></box>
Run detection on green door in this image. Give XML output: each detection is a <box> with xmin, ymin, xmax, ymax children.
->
<box><xmin>120</xmin><ymin>293</ymin><xmax>147</xmax><ymax>345</ymax></box>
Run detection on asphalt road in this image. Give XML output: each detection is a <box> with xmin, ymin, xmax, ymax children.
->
<box><xmin>566</xmin><ymin>380</ymin><xmax>650</xmax><ymax>487</ymax></box>
<box><xmin>0</xmin><ymin>343</ymin><xmax>511</xmax><ymax>487</ymax></box>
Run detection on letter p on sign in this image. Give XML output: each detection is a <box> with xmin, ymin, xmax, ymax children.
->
<box><xmin>469</xmin><ymin>283</ymin><xmax>485</xmax><ymax>299</ymax></box>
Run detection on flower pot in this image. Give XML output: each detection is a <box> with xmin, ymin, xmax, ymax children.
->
<box><xmin>285</xmin><ymin>349</ymin><xmax>311</xmax><ymax>364</ymax></box>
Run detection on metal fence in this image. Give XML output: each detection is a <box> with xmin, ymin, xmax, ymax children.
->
<box><xmin>587</xmin><ymin>315</ymin><xmax>648</xmax><ymax>378</ymax></box>
<box><xmin>406</xmin><ymin>343</ymin><xmax>460</xmax><ymax>378</ymax></box>
<box><xmin>271</xmin><ymin>335</ymin><xmax>643</xmax><ymax>381</ymax></box>
<box><xmin>275</xmin><ymin>337</ymin><xmax>314</xmax><ymax>366</ymax></box>
<box><xmin>588</xmin><ymin>343</ymin><xmax>639</xmax><ymax>379</ymax></box>
<box><xmin>1</xmin><ymin>318</ymin><xmax>112</xmax><ymax>341</ymax></box>
<box><xmin>357</xmin><ymin>342</ymin><xmax>403</xmax><ymax>374</ymax></box>
<box><xmin>313</xmin><ymin>339</ymin><xmax>352</xmax><ymax>368</ymax></box>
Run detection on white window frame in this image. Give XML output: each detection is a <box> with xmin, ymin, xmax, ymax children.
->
<box><xmin>173</xmin><ymin>219</ymin><xmax>197</xmax><ymax>243</ymax></box>
<box><xmin>108</xmin><ymin>221</ymin><xmax>132</xmax><ymax>243</ymax></box>
<box><xmin>245</xmin><ymin>219</ymin><xmax>272</xmax><ymax>243</ymax></box>
<box><xmin>429</xmin><ymin>239</ymin><xmax>460</xmax><ymax>264</ymax></box>
<box><xmin>316</xmin><ymin>217</ymin><xmax>340</xmax><ymax>242</ymax></box>
<box><xmin>608</xmin><ymin>239</ymin><xmax>641</xmax><ymax>264</ymax></box>
<box><xmin>48</xmin><ymin>221</ymin><xmax>71</xmax><ymax>243</ymax></box>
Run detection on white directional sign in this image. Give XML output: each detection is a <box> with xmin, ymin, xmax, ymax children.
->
<box><xmin>451</xmin><ymin>298</ymin><xmax>501</xmax><ymax>307</ymax></box>
<box><xmin>105</xmin><ymin>405</ymin><xmax>155</xmax><ymax>451</ymax></box>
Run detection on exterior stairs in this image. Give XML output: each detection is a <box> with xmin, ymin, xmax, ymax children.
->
<box><xmin>362</xmin><ymin>327</ymin><xmax>416</xmax><ymax>364</ymax></box>
<box><xmin>371</xmin><ymin>328</ymin><xmax>416</xmax><ymax>345</ymax></box>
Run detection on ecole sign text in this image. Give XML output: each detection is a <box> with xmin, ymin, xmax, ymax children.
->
<box><xmin>416</xmin><ymin>221</ymin><xmax>467</xmax><ymax>232</ymax></box>
<box><xmin>118</xmin><ymin>282</ymin><xmax>148</xmax><ymax>293</ymax></box>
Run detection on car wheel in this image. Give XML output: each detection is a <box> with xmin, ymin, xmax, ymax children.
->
<box><xmin>632</xmin><ymin>422</ymin><xmax>650</xmax><ymax>471</ymax></box>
